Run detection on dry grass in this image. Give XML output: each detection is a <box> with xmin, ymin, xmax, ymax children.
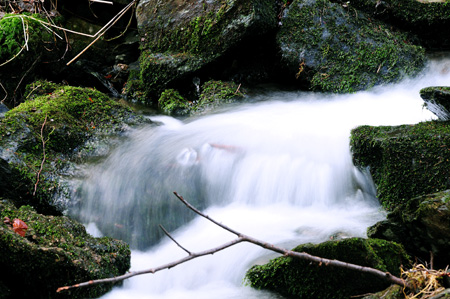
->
<box><xmin>401</xmin><ymin>264</ymin><xmax>449</xmax><ymax>299</ymax></box>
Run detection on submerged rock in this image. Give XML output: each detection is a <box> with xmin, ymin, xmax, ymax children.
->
<box><xmin>368</xmin><ymin>190</ymin><xmax>450</xmax><ymax>269</ymax></box>
<box><xmin>276</xmin><ymin>0</ymin><xmax>425</xmax><ymax>93</ymax></box>
<box><xmin>245</xmin><ymin>237</ymin><xmax>410</xmax><ymax>299</ymax></box>
<box><xmin>420</xmin><ymin>86</ymin><xmax>450</xmax><ymax>120</ymax></box>
<box><xmin>0</xmin><ymin>200</ymin><xmax>130</xmax><ymax>298</ymax></box>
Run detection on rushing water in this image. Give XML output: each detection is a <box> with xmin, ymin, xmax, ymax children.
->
<box><xmin>71</xmin><ymin>56</ymin><xmax>450</xmax><ymax>298</ymax></box>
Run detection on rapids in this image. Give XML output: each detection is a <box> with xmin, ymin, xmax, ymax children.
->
<box><xmin>70</xmin><ymin>56</ymin><xmax>450</xmax><ymax>298</ymax></box>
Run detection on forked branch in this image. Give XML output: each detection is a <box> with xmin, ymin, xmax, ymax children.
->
<box><xmin>56</xmin><ymin>192</ymin><xmax>409</xmax><ymax>293</ymax></box>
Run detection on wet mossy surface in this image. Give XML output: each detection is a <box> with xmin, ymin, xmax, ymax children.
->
<box><xmin>0</xmin><ymin>200</ymin><xmax>130</xmax><ymax>299</ymax></box>
<box><xmin>277</xmin><ymin>0</ymin><xmax>425</xmax><ymax>93</ymax></box>
<box><xmin>0</xmin><ymin>81</ymin><xmax>145</xmax><ymax>212</ymax></box>
<box><xmin>245</xmin><ymin>237</ymin><xmax>410</xmax><ymax>299</ymax></box>
<box><xmin>368</xmin><ymin>189</ymin><xmax>450</xmax><ymax>269</ymax></box>
<box><xmin>157</xmin><ymin>80</ymin><xmax>245</xmax><ymax>116</ymax></box>
<box><xmin>350</xmin><ymin>121</ymin><xmax>450</xmax><ymax>211</ymax></box>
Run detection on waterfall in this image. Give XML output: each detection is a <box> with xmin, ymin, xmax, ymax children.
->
<box><xmin>70</xmin><ymin>56</ymin><xmax>450</xmax><ymax>298</ymax></box>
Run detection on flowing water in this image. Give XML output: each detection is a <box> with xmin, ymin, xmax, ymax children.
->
<box><xmin>71</xmin><ymin>56</ymin><xmax>450</xmax><ymax>298</ymax></box>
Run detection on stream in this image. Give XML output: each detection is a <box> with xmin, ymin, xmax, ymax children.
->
<box><xmin>70</xmin><ymin>56</ymin><xmax>450</xmax><ymax>298</ymax></box>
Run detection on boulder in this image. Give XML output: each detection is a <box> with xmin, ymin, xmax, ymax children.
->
<box><xmin>131</xmin><ymin>0</ymin><xmax>277</xmax><ymax>103</ymax></box>
<box><xmin>368</xmin><ymin>190</ymin><xmax>450</xmax><ymax>269</ymax></box>
<box><xmin>350</xmin><ymin>121</ymin><xmax>450</xmax><ymax>210</ymax></box>
<box><xmin>276</xmin><ymin>0</ymin><xmax>425</xmax><ymax>93</ymax></box>
<box><xmin>0</xmin><ymin>81</ymin><xmax>146</xmax><ymax>213</ymax></box>
<box><xmin>245</xmin><ymin>237</ymin><xmax>410</xmax><ymax>299</ymax></box>
<box><xmin>420</xmin><ymin>86</ymin><xmax>450</xmax><ymax>120</ymax></box>
<box><xmin>332</xmin><ymin>0</ymin><xmax>450</xmax><ymax>49</ymax></box>
<box><xmin>0</xmin><ymin>200</ymin><xmax>130</xmax><ymax>298</ymax></box>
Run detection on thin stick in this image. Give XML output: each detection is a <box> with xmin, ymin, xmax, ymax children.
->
<box><xmin>56</xmin><ymin>193</ymin><xmax>410</xmax><ymax>293</ymax></box>
<box><xmin>173</xmin><ymin>192</ymin><xmax>409</xmax><ymax>288</ymax></box>
<box><xmin>66</xmin><ymin>0</ymin><xmax>136</xmax><ymax>66</ymax></box>
<box><xmin>0</xmin><ymin>82</ymin><xmax>7</xmax><ymax>103</ymax></box>
<box><xmin>90</xmin><ymin>0</ymin><xmax>114</xmax><ymax>4</ymax></box>
<box><xmin>33</xmin><ymin>114</ymin><xmax>48</xmax><ymax>196</ymax></box>
<box><xmin>159</xmin><ymin>224</ymin><xmax>192</xmax><ymax>255</ymax></box>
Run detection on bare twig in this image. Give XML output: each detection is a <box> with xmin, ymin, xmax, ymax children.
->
<box><xmin>0</xmin><ymin>82</ymin><xmax>7</xmax><ymax>103</ymax></box>
<box><xmin>57</xmin><ymin>192</ymin><xmax>410</xmax><ymax>293</ymax></box>
<box><xmin>159</xmin><ymin>224</ymin><xmax>192</xmax><ymax>255</ymax></box>
<box><xmin>33</xmin><ymin>114</ymin><xmax>48</xmax><ymax>196</ymax></box>
<box><xmin>66</xmin><ymin>0</ymin><xmax>136</xmax><ymax>66</ymax></box>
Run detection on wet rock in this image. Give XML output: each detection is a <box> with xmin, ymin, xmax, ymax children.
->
<box><xmin>420</xmin><ymin>86</ymin><xmax>450</xmax><ymax>120</ymax></box>
<box><xmin>245</xmin><ymin>237</ymin><xmax>410</xmax><ymax>299</ymax></box>
<box><xmin>276</xmin><ymin>0</ymin><xmax>425</xmax><ymax>93</ymax></box>
<box><xmin>332</xmin><ymin>0</ymin><xmax>450</xmax><ymax>49</ymax></box>
<box><xmin>368</xmin><ymin>190</ymin><xmax>450</xmax><ymax>269</ymax></box>
<box><xmin>350</xmin><ymin>121</ymin><xmax>450</xmax><ymax>210</ymax></box>
<box><xmin>132</xmin><ymin>0</ymin><xmax>277</xmax><ymax>103</ymax></box>
<box><xmin>0</xmin><ymin>200</ymin><xmax>130</xmax><ymax>299</ymax></box>
<box><xmin>0</xmin><ymin>81</ymin><xmax>147</xmax><ymax>213</ymax></box>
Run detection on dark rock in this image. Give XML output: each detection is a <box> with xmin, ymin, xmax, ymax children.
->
<box><xmin>420</xmin><ymin>86</ymin><xmax>450</xmax><ymax>120</ymax></box>
<box><xmin>245</xmin><ymin>237</ymin><xmax>410</xmax><ymax>299</ymax></box>
<box><xmin>332</xmin><ymin>0</ymin><xmax>450</xmax><ymax>50</ymax></box>
<box><xmin>131</xmin><ymin>0</ymin><xmax>277</xmax><ymax>103</ymax></box>
<box><xmin>276</xmin><ymin>0</ymin><xmax>425</xmax><ymax>93</ymax></box>
<box><xmin>0</xmin><ymin>200</ymin><xmax>130</xmax><ymax>299</ymax></box>
<box><xmin>368</xmin><ymin>190</ymin><xmax>450</xmax><ymax>269</ymax></box>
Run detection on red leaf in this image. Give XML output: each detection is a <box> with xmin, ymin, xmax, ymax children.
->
<box><xmin>13</xmin><ymin>219</ymin><xmax>28</xmax><ymax>237</ymax></box>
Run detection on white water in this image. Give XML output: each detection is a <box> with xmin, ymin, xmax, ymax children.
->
<box><xmin>75</xmin><ymin>57</ymin><xmax>450</xmax><ymax>299</ymax></box>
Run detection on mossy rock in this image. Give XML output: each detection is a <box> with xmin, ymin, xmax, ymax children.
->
<box><xmin>276</xmin><ymin>0</ymin><xmax>425</xmax><ymax>93</ymax></box>
<box><xmin>0</xmin><ymin>81</ymin><xmax>145</xmax><ymax>212</ymax></box>
<box><xmin>245</xmin><ymin>237</ymin><xmax>410</xmax><ymax>299</ymax></box>
<box><xmin>361</xmin><ymin>284</ymin><xmax>404</xmax><ymax>299</ymax></box>
<box><xmin>420</xmin><ymin>86</ymin><xmax>450</xmax><ymax>120</ymax></box>
<box><xmin>368</xmin><ymin>189</ymin><xmax>450</xmax><ymax>269</ymax></box>
<box><xmin>157</xmin><ymin>80</ymin><xmax>245</xmax><ymax>116</ymax></box>
<box><xmin>333</xmin><ymin>0</ymin><xmax>450</xmax><ymax>48</ymax></box>
<box><xmin>350</xmin><ymin>121</ymin><xmax>450</xmax><ymax>210</ymax></box>
<box><xmin>0</xmin><ymin>13</ymin><xmax>62</xmax><ymax>104</ymax></box>
<box><xmin>0</xmin><ymin>200</ymin><xmax>130</xmax><ymax>298</ymax></box>
<box><xmin>131</xmin><ymin>0</ymin><xmax>277</xmax><ymax>103</ymax></box>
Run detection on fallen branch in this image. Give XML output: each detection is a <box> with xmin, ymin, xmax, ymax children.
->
<box><xmin>57</xmin><ymin>192</ymin><xmax>410</xmax><ymax>293</ymax></box>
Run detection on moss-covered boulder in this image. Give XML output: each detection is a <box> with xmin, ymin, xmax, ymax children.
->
<box><xmin>131</xmin><ymin>0</ymin><xmax>277</xmax><ymax>103</ymax></box>
<box><xmin>245</xmin><ymin>238</ymin><xmax>410</xmax><ymax>299</ymax></box>
<box><xmin>361</xmin><ymin>284</ymin><xmax>404</xmax><ymax>299</ymax></box>
<box><xmin>0</xmin><ymin>81</ymin><xmax>145</xmax><ymax>213</ymax></box>
<box><xmin>0</xmin><ymin>200</ymin><xmax>130</xmax><ymax>299</ymax></box>
<box><xmin>350</xmin><ymin>121</ymin><xmax>450</xmax><ymax>210</ymax></box>
<box><xmin>332</xmin><ymin>0</ymin><xmax>450</xmax><ymax>49</ymax></box>
<box><xmin>420</xmin><ymin>86</ymin><xmax>450</xmax><ymax>120</ymax></box>
<box><xmin>368</xmin><ymin>189</ymin><xmax>450</xmax><ymax>269</ymax></box>
<box><xmin>276</xmin><ymin>0</ymin><xmax>425</xmax><ymax>93</ymax></box>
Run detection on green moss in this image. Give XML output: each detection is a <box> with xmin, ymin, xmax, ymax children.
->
<box><xmin>351</xmin><ymin>121</ymin><xmax>450</xmax><ymax>210</ymax></box>
<box><xmin>0</xmin><ymin>14</ymin><xmax>51</xmax><ymax>64</ymax></box>
<box><xmin>0</xmin><ymin>81</ymin><xmax>138</xmax><ymax>210</ymax></box>
<box><xmin>0</xmin><ymin>200</ymin><xmax>130</xmax><ymax>298</ymax></box>
<box><xmin>158</xmin><ymin>89</ymin><xmax>189</xmax><ymax>115</ymax></box>
<box><xmin>245</xmin><ymin>238</ymin><xmax>410</xmax><ymax>298</ymax></box>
